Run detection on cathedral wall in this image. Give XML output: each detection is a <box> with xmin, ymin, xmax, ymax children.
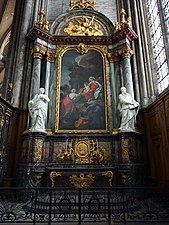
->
<box><xmin>47</xmin><ymin>0</ymin><xmax>117</xmax><ymax>24</ymax></box>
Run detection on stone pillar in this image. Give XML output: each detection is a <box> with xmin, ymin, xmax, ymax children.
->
<box><xmin>30</xmin><ymin>49</ymin><xmax>43</xmax><ymax>100</ymax></box>
<box><xmin>44</xmin><ymin>52</ymin><xmax>56</xmax><ymax>128</ymax></box>
<box><xmin>44</xmin><ymin>61</ymin><xmax>50</xmax><ymax>98</ymax></box>
<box><xmin>132</xmin><ymin>0</ymin><xmax>149</xmax><ymax>107</ymax></box>
<box><xmin>108</xmin><ymin>53</ymin><xmax>121</xmax><ymax>129</ymax></box>
<box><xmin>121</xmin><ymin>48</ymin><xmax>134</xmax><ymax>98</ymax></box>
<box><xmin>4</xmin><ymin>0</ymin><xmax>36</xmax><ymax>106</ymax></box>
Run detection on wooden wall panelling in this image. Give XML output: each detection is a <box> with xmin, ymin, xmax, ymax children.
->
<box><xmin>144</xmin><ymin>92</ymin><xmax>169</xmax><ymax>185</ymax></box>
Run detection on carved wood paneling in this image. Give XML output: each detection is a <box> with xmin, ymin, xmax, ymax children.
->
<box><xmin>143</xmin><ymin>91</ymin><xmax>169</xmax><ymax>184</ymax></box>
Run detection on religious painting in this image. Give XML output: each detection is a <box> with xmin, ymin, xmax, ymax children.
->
<box><xmin>56</xmin><ymin>49</ymin><xmax>108</xmax><ymax>132</ymax></box>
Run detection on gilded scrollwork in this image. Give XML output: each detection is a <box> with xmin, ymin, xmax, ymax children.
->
<box><xmin>64</xmin><ymin>16</ymin><xmax>103</xmax><ymax>36</ymax></box>
<box><xmin>121</xmin><ymin>139</ymin><xmax>129</xmax><ymax>161</ymax></box>
<box><xmin>102</xmin><ymin>171</ymin><xmax>114</xmax><ymax>187</ymax></box>
<box><xmin>57</xmin><ymin>137</ymin><xmax>106</xmax><ymax>163</ymax></box>
<box><xmin>69</xmin><ymin>173</ymin><xmax>95</xmax><ymax>188</ymax></box>
<box><xmin>34</xmin><ymin>140</ymin><xmax>43</xmax><ymax>162</ymax></box>
<box><xmin>50</xmin><ymin>171</ymin><xmax>61</xmax><ymax>188</ymax></box>
<box><xmin>69</xmin><ymin>0</ymin><xmax>96</xmax><ymax>10</ymax></box>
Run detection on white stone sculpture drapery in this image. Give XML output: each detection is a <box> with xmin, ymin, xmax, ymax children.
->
<box><xmin>118</xmin><ymin>87</ymin><xmax>139</xmax><ymax>131</ymax></box>
<box><xmin>28</xmin><ymin>88</ymin><xmax>50</xmax><ymax>132</ymax></box>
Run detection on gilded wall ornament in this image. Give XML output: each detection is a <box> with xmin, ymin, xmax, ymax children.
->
<box><xmin>77</xmin><ymin>43</ymin><xmax>89</xmax><ymax>54</ymax></box>
<box><xmin>121</xmin><ymin>139</ymin><xmax>129</xmax><ymax>161</ymax></box>
<box><xmin>64</xmin><ymin>16</ymin><xmax>103</xmax><ymax>36</ymax></box>
<box><xmin>69</xmin><ymin>0</ymin><xmax>96</xmax><ymax>10</ymax></box>
<box><xmin>102</xmin><ymin>171</ymin><xmax>114</xmax><ymax>187</ymax></box>
<box><xmin>34</xmin><ymin>172</ymin><xmax>43</xmax><ymax>184</ymax></box>
<box><xmin>34</xmin><ymin>140</ymin><xmax>43</xmax><ymax>162</ymax></box>
<box><xmin>50</xmin><ymin>171</ymin><xmax>61</xmax><ymax>188</ymax></box>
<box><xmin>69</xmin><ymin>173</ymin><xmax>95</xmax><ymax>188</ymax></box>
<box><xmin>57</xmin><ymin>137</ymin><xmax>106</xmax><ymax>163</ymax></box>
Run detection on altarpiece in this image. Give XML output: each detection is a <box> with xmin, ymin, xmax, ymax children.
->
<box><xmin>16</xmin><ymin>0</ymin><xmax>146</xmax><ymax>188</ymax></box>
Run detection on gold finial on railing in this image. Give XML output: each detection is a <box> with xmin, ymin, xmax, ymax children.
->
<box><xmin>114</xmin><ymin>8</ymin><xmax>131</xmax><ymax>33</ymax></box>
<box><xmin>34</xmin><ymin>8</ymin><xmax>50</xmax><ymax>32</ymax></box>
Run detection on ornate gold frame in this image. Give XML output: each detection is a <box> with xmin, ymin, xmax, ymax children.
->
<box><xmin>55</xmin><ymin>43</ymin><xmax>109</xmax><ymax>133</ymax></box>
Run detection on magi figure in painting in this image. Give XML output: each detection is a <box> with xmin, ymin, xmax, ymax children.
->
<box><xmin>59</xmin><ymin>50</ymin><xmax>106</xmax><ymax>131</ymax></box>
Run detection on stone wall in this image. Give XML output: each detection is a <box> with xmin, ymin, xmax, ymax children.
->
<box><xmin>47</xmin><ymin>0</ymin><xmax>117</xmax><ymax>24</ymax></box>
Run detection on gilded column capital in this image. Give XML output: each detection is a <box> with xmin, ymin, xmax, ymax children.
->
<box><xmin>107</xmin><ymin>52</ymin><xmax>119</xmax><ymax>62</ymax></box>
<box><xmin>45</xmin><ymin>52</ymin><xmax>56</xmax><ymax>63</ymax></box>
<box><xmin>118</xmin><ymin>47</ymin><xmax>133</xmax><ymax>58</ymax></box>
<box><xmin>32</xmin><ymin>46</ymin><xmax>45</xmax><ymax>59</ymax></box>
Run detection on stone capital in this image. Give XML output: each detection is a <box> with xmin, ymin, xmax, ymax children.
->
<box><xmin>32</xmin><ymin>46</ymin><xmax>45</xmax><ymax>59</ymax></box>
<box><xmin>117</xmin><ymin>47</ymin><xmax>133</xmax><ymax>59</ymax></box>
<box><xmin>107</xmin><ymin>52</ymin><xmax>119</xmax><ymax>62</ymax></box>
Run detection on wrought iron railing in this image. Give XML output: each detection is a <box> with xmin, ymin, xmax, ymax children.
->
<box><xmin>0</xmin><ymin>187</ymin><xmax>168</xmax><ymax>224</ymax></box>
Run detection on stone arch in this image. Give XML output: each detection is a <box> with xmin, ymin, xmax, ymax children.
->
<box><xmin>50</xmin><ymin>9</ymin><xmax>114</xmax><ymax>36</ymax></box>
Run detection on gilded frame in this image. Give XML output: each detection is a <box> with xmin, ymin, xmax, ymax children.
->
<box><xmin>55</xmin><ymin>44</ymin><xmax>109</xmax><ymax>133</ymax></box>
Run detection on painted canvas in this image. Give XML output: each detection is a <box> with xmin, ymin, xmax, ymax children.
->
<box><xmin>58</xmin><ymin>49</ymin><xmax>107</xmax><ymax>131</ymax></box>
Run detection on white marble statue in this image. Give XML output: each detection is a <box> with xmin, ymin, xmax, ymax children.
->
<box><xmin>118</xmin><ymin>87</ymin><xmax>139</xmax><ymax>131</ymax></box>
<box><xmin>28</xmin><ymin>88</ymin><xmax>50</xmax><ymax>132</ymax></box>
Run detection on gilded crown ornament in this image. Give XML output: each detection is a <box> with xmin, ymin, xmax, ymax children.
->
<box><xmin>69</xmin><ymin>0</ymin><xmax>96</xmax><ymax>10</ymax></box>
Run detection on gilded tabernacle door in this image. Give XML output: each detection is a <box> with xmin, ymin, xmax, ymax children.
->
<box><xmin>55</xmin><ymin>45</ymin><xmax>108</xmax><ymax>133</ymax></box>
